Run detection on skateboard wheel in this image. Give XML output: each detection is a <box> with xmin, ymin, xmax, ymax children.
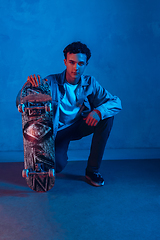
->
<box><xmin>45</xmin><ymin>103</ymin><xmax>52</xmax><ymax>112</ymax></box>
<box><xmin>22</xmin><ymin>169</ymin><xmax>29</xmax><ymax>178</ymax></box>
<box><xmin>48</xmin><ymin>169</ymin><xmax>55</xmax><ymax>177</ymax></box>
<box><xmin>18</xmin><ymin>104</ymin><xmax>25</xmax><ymax>113</ymax></box>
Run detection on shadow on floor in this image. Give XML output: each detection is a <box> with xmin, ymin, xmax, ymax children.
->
<box><xmin>0</xmin><ymin>159</ymin><xmax>160</xmax><ymax>240</ymax></box>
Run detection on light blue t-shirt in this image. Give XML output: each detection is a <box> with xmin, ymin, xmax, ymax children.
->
<box><xmin>58</xmin><ymin>81</ymin><xmax>80</xmax><ymax>130</ymax></box>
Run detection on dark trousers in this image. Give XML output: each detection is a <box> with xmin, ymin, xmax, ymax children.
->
<box><xmin>55</xmin><ymin>116</ymin><xmax>114</xmax><ymax>173</ymax></box>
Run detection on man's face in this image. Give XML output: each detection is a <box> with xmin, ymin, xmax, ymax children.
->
<box><xmin>64</xmin><ymin>53</ymin><xmax>87</xmax><ymax>85</ymax></box>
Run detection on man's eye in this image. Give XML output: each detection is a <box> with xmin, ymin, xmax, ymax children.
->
<box><xmin>79</xmin><ymin>62</ymin><xmax>84</xmax><ymax>66</ymax></box>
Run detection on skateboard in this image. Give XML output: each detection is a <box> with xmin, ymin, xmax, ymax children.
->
<box><xmin>18</xmin><ymin>80</ymin><xmax>55</xmax><ymax>192</ymax></box>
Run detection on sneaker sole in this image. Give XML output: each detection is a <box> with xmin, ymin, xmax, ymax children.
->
<box><xmin>85</xmin><ymin>175</ymin><xmax>104</xmax><ymax>187</ymax></box>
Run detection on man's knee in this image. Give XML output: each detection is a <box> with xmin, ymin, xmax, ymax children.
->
<box><xmin>98</xmin><ymin>116</ymin><xmax>114</xmax><ymax>130</ymax></box>
<box><xmin>93</xmin><ymin>116</ymin><xmax>114</xmax><ymax>141</ymax></box>
<box><xmin>107</xmin><ymin>116</ymin><xmax>114</xmax><ymax>127</ymax></box>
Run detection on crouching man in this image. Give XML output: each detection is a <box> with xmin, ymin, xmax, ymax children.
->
<box><xmin>16</xmin><ymin>41</ymin><xmax>122</xmax><ymax>186</ymax></box>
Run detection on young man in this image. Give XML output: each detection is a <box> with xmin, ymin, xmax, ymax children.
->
<box><xmin>17</xmin><ymin>41</ymin><xmax>122</xmax><ymax>186</ymax></box>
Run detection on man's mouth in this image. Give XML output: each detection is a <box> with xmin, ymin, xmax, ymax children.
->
<box><xmin>72</xmin><ymin>72</ymin><xmax>79</xmax><ymax>75</ymax></box>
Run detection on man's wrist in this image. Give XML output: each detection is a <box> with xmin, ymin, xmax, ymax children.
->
<box><xmin>93</xmin><ymin>109</ymin><xmax>102</xmax><ymax>119</ymax></box>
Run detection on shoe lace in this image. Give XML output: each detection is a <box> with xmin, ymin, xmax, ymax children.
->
<box><xmin>94</xmin><ymin>172</ymin><xmax>102</xmax><ymax>177</ymax></box>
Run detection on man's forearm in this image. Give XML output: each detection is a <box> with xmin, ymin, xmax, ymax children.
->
<box><xmin>96</xmin><ymin>96</ymin><xmax>122</xmax><ymax>119</ymax></box>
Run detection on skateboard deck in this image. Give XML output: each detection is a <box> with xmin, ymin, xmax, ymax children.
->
<box><xmin>18</xmin><ymin>80</ymin><xmax>55</xmax><ymax>192</ymax></box>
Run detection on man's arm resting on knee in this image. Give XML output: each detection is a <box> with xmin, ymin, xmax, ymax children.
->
<box><xmin>84</xmin><ymin>109</ymin><xmax>101</xmax><ymax>127</ymax></box>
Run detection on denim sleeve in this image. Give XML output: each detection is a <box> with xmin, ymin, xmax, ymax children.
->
<box><xmin>90</xmin><ymin>77</ymin><xmax>122</xmax><ymax>119</ymax></box>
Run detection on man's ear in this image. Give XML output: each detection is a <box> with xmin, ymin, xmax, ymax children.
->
<box><xmin>64</xmin><ymin>58</ymin><xmax>67</xmax><ymax>66</ymax></box>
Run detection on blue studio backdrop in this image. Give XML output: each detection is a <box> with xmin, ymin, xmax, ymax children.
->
<box><xmin>0</xmin><ymin>0</ymin><xmax>160</xmax><ymax>155</ymax></box>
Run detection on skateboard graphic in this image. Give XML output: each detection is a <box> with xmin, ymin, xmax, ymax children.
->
<box><xmin>18</xmin><ymin>80</ymin><xmax>55</xmax><ymax>192</ymax></box>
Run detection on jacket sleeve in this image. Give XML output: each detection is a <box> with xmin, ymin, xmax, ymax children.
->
<box><xmin>90</xmin><ymin>77</ymin><xmax>122</xmax><ymax>119</ymax></box>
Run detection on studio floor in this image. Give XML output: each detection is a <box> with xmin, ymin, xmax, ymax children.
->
<box><xmin>0</xmin><ymin>156</ymin><xmax>160</xmax><ymax>240</ymax></box>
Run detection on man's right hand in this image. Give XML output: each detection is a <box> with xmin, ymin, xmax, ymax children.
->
<box><xmin>27</xmin><ymin>74</ymin><xmax>41</xmax><ymax>87</ymax></box>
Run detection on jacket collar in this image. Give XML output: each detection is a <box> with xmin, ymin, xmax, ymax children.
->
<box><xmin>58</xmin><ymin>70</ymin><xmax>89</xmax><ymax>87</ymax></box>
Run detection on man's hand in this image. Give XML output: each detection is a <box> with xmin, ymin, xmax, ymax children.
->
<box><xmin>84</xmin><ymin>110</ymin><xmax>101</xmax><ymax>127</ymax></box>
<box><xmin>27</xmin><ymin>74</ymin><xmax>48</xmax><ymax>87</ymax></box>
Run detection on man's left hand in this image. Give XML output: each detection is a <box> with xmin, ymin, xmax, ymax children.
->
<box><xmin>84</xmin><ymin>110</ymin><xmax>101</xmax><ymax>127</ymax></box>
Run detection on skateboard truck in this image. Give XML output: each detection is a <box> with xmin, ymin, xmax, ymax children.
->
<box><xmin>22</xmin><ymin>165</ymin><xmax>55</xmax><ymax>178</ymax></box>
<box><xmin>18</xmin><ymin>102</ymin><xmax>52</xmax><ymax>113</ymax></box>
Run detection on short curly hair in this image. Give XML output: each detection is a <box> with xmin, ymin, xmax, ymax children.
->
<box><xmin>63</xmin><ymin>41</ymin><xmax>91</xmax><ymax>62</ymax></box>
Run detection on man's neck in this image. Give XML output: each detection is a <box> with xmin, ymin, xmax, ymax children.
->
<box><xmin>65</xmin><ymin>73</ymin><xmax>80</xmax><ymax>85</ymax></box>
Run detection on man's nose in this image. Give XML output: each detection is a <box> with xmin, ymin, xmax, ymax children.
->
<box><xmin>74</xmin><ymin>63</ymin><xmax>79</xmax><ymax>70</ymax></box>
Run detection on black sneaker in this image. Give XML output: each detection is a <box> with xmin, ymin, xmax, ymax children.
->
<box><xmin>85</xmin><ymin>169</ymin><xmax>104</xmax><ymax>187</ymax></box>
